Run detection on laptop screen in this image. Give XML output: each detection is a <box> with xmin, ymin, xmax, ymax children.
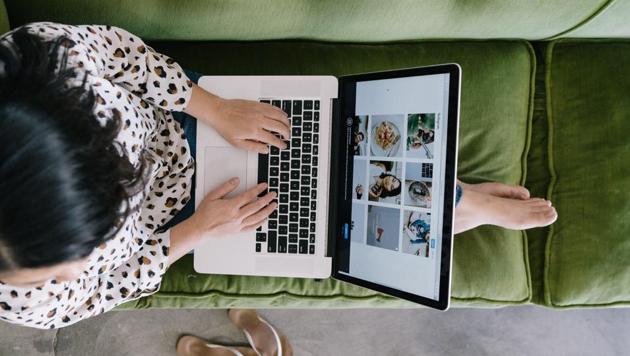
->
<box><xmin>333</xmin><ymin>67</ymin><xmax>459</xmax><ymax>306</ymax></box>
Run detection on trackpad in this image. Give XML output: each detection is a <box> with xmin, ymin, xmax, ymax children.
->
<box><xmin>203</xmin><ymin>147</ymin><xmax>248</xmax><ymax>198</ymax></box>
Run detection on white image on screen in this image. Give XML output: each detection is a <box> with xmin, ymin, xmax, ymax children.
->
<box><xmin>351</xmin><ymin>203</ymin><xmax>367</xmax><ymax>243</ymax></box>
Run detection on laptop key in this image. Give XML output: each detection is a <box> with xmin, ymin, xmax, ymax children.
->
<box><xmin>291</xmin><ymin>170</ymin><xmax>300</xmax><ymax>179</ymax></box>
<box><xmin>268</xmin><ymin>234</ymin><xmax>277</xmax><ymax>253</ymax></box>
<box><xmin>280</xmin><ymin>162</ymin><xmax>290</xmax><ymax>171</ymax></box>
<box><xmin>290</xmin><ymin>181</ymin><xmax>299</xmax><ymax>190</ymax></box>
<box><xmin>256</xmin><ymin>243</ymin><xmax>261</xmax><ymax>253</ymax></box>
<box><xmin>270</xmin><ymin>167</ymin><xmax>279</xmax><ymax>177</ymax></box>
<box><xmin>300</xmin><ymin>187</ymin><xmax>310</xmax><ymax>196</ymax></box>
<box><xmin>292</xmin><ymin>117</ymin><xmax>302</xmax><ymax>126</ymax></box>
<box><xmin>279</xmin><ymin>225</ymin><xmax>288</xmax><ymax>234</ymax></box>
<box><xmin>300</xmin><ymin>218</ymin><xmax>309</xmax><ymax>228</ymax></box>
<box><xmin>291</xmin><ymin>149</ymin><xmax>301</xmax><ymax>158</ymax></box>
<box><xmin>278</xmin><ymin>236</ymin><xmax>287</xmax><ymax>253</ymax></box>
<box><xmin>289</xmin><ymin>234</ymin><xmax>298</xmax><ymax>243</ymax></box>
<box><xmin>304</xmin><ymin>100</ymin><xmax>313</xmax><ymax>110</ymax></box>
<box><xmin>269</xmin><ymin>177</ymin><xmax>279</xmax><ymax>187</ymax></box>
<box><xmin>281</xmin><ymin>151</ymin><xmax>290</xmax><ymax>161</ymax></box>
<box><xmin>299</xmin><ymin>229</ymin><xmax>309</xmax><ymax>238</ymax></box>
<box><xmin>279</xmin><ymin>214</ymin><xmax>288</xmax><ymax>224</ymax></box>
<box><xmin>289</xmin><ymin>213</ymin><xmax>298</xmax><ymax>222</ymax></box>
<box><xmin>314</xmin><ymin>112</ymin><xmax>319</xmax><ymax>121</ymax></box>
<box><xmin>299</xmin><ymin>240</ymin><xmax>308</xmax><ymax>254</ymax></box>
<box><xmin>304</xmin><ymin>111</ymin><xmax>312</xmax><ymax>120</ymax></box>
<box><xmin>292</xmin><ymin>100</ymin><xmax>302</xmax><ymax>115</ymax></box>
<box><xmin>290</xmin><ymin>202</ymin><xmax>299</xmax><ymax>211</ymax></box>
<box><xmin>279</xmin><ymin>204</ymin><xmax>288</xmax><ymax>214</ymax></box>
<box><xmin>292</xmin><ymin>127</ymin><xmax>301</xmax><ymax>137</ymax></box>
<box><xmin>290</xmin><ymin>191</ymin><xmax>299</xmax><ymax>201</ymax></box>
<box><xmin>268</xmin><ymin>220</ymin><xmax>277</xmax><ymax>229</ymax></box>
<box><xmin>310</xmin><ymin>222</ymin><xmax>316</xmax><ymax>233</ymax></box>
<box><xmin>291</xmin><ymin>159</ymin><xmax>300</xmax><ymax>169</ymax></box>
<box><xmin>300</xmin><ymin>208</ymin><xmax>309</xmax><ymax>217</ymax></box>
<box><xmin>280</xmin><ymin>183</ymin><xmax>289</xmax><ymax>193</ymax></box>
<box><xmin>303</xmin><ymin>133</ymin><xmax>312</xmax><ymax>142</ymax></box>
<box><xmin>309</xmin><ymin>245</ymin><xmax>315</xmax><ymax>254</ymax></box>
<box><xmin>311</xmin><ymin>178</ymin><xmax>317</xmax><ymax>189</ymax></box>
<box><xmin>310</xmin><ymin>200</ymin><xmax>317</xmax><ymax>210</ymax></box>
<box><xmin>314</xmin><ymin>100</ymin><xmax>320</xmax><ymax>110</ymax></box>
<box><xmin>279</xmin><ymin>194</ymin><xmax>288</xmax><ymax>203</ymax></box>
<box><xmin>309</xmin><ymin>234</ymin><xmax>316</xmax><ymax>244</ymax></box>
<box><xmin>261</xmin><ymin>100</ymin><xmax>270</xmax><ymax>104</ymax></box>
<box><xmin>289</xmin><ymin>223</ymin><xmax>298</xmax><ymax>233</ymax></box>
<box><xmin>300</xmin><ymin>197</ymin><xmax>309</xmax><ymax>206</ymax></box>
<box><xmin>282</xmin><ymin>101</ymin><xmax>292</xmax><ymax>115</ymax></box>
<box><xmin>304</xmin><ymin>122</ymin><xmax>313</xmax><ymax>131</ymax></box>
<box><xmin>289</xmin><ymin>244</ymin><xmax>298</xmax><ymax>254</ymax></box>
<box><xmin>280</xmin><ymin>172</ymin><xmax>289</xmax><ymax>181</ymax></box>
<box><xmin>256</xmin><ymin>232</ymin><xmax>266</xmax><ymax>242</ymax></box>
<box><xmin>272</xmin><ymin>100</ymin><xmax>281</xmax><ymax>108</ymax></box>
<box><xmin>270</xmin><ymin>156</ymin><xmax>279</xmax><ymax>166</ymax></box>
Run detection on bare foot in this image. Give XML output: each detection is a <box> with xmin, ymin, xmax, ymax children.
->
<box><xmin>228</xmin><ymin>309</ymin><xmax>293</xmax><ymax>356</ymax></box>
<box><xmin>458</xmin><ymin>180</ymin><xmax>530</xmax><ymax>200</ymax></box>
<box><xmin>454</xmin><ymin>186</ymin><xmax>557</xmax><ymax>234</ymax></box>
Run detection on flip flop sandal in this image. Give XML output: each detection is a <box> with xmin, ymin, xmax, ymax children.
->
<box><xmin>227</xmin><ymin>309</ymin><xmax>293</xmax><ymax>356</ymax></box>
<box><xmin>177</xmin><ymin>335</ymin><xmax>257</xmax><ymax>356</ymax></box>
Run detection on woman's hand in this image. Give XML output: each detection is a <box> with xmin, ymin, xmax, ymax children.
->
<box><xmin>184</xmin><ymin>84</ymin><xmax>290</xmax><ymax>154</ymax></box>
<box><xmin>188</xmin><ymin>177</ymin><xmax>277</xmax><ymax>238</ymax></box>
<box><xmin>168</xmin><ymin>177</ymin><xmax>276</xmax><ymax>266</ymax></box>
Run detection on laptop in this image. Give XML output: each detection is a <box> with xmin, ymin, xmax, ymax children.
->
<box><xmin>194</xmin><ymin>64</ymin><xmax>461</xmax><ymax>310</ymax></box>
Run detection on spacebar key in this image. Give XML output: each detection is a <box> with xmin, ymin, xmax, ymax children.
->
<box><xmin>258</xmin><ymin>153</ymin><xmax>268</xmax><ymax>197</ymax></box>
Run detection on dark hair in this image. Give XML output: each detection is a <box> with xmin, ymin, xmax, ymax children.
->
<box><xmin>378</xmin><ymin>173</ymin><xmax>401</xmax><ymax>198</ymax></box>
<box><xmin>0</xmin><ymin>27</ymin><xmax>148</xmax><ymax>271</ymax></box>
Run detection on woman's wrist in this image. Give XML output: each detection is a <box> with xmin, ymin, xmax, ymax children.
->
<box><xmin>183</xmin><ymin>84</ymin><xmax>224</xmax><ymax>126</ymax></box>
<box><xmin>167</xmin><ymin>216</ymin><xmax>205</xmax><ymax>266</ymax></box>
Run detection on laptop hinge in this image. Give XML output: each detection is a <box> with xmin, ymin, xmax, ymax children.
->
<box><xmin>326</xmin><ymin>97</ymin><xmax>341</xmax><ymax>259</ymax></box>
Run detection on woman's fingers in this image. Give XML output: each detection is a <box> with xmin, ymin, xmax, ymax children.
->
<box><xmin>240</xmin><ymin>191</ymin><xmax>277</xmax><ymax>217</ymax></box>
<box><xmin>236</xmin><ymin>183</ymin><xmax>268</xmax><ymax>206</ymax></box>
<box><xmin>241</xmin><ymin>218</ymin><xmax>269</xmax><ymax>232</ymax></box>
<box><xmin>258</xmin><ymin>103</ymin><xmax>290</xmax><ymax>126</ymax></box>
<box><xmin>238</xmin><ymin>139</ymin><xmax>270</xmax><ymax>154</ymax></box>
<box><xmin>206</xmin><ymin>177</ymin><xmax>240</xmax><ymax>200</ymax></box>
<box><xmin>257</xmin><ymin>129</ymin><xmax>287</xmax><ymax>150</ymax></box>
<box><xmin>262</xmin><ymin>117</ymin><xmax>291</xmax><ymax>140</ymax></box>
<box><xmin>241</xmin><ymin>201</ymin><xmax>277</xmax><ymax>227</ymax></box>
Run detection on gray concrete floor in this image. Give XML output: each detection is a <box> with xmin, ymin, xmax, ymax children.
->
<box><xmin>0</xmin><ymin>306</ymin><xmax>629</xmax><ymax>356</ymax></box>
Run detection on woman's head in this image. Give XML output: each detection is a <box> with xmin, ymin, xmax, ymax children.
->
<box><xmin>0</xmin><ymin>28</ymin><xmax>147</xmax><ymax>283</ymax></box>
<box><xmin>378</xmin><ymin>173</ymin><xmax>401</xmax><ymax>198</ymax></box>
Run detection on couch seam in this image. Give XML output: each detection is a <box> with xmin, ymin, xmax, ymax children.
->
<box><xmin>543</xmin><ymin>0</ymin><xmax>617</xmax><ymax>40</ymax></box>
<box><xmin>543</xmin><ymin>41</ymin><xmax>557</xmax><ymax>307</ymax></box>
<box><xmin>520</xmin><ymin>40</ymin><xmax>537</xmax><ymax>305</ymax></box>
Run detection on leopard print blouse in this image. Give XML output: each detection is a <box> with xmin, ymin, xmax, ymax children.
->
<box><xmin>0</xmin><ymin>23</ymin><xmax>194</xmax><ymax>329</ymax></box>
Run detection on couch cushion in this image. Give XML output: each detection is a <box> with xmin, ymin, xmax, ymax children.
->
<box><xmin>5</xmin><ymin>0</ymin><xmax>607</xmax><ymax>41</ymax></box>
<box><xmin>117</xmin><ymin>41</ymin><xmax>536</xmax><ymax>309</ymax></box>
<box><xmin>544</xmin><ymin>40</ymin><xmax>630</xmax><ymax>307</ymax></box>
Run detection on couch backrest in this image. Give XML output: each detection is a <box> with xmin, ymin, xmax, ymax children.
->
<box><xmin>3</xmin><ymin>0</ymin><xmax>629</xmax><ymax>41</ymax></box>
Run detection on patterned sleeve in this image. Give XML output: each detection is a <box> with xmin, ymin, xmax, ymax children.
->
<box><xmin>0</xmin><ymin>227</ymin><xmax>170</xmax><ymax>329</ymax></box>
<box><xmin>22</xmin><ymin>22</ymin><xmax>194</xmax><ymax>111</ymax></box>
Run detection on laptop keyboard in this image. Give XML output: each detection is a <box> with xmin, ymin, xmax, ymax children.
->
<box><xmin>256</xmin><ymin>99</ymin><xmax>321</xmax><ymax>255</ymax></box>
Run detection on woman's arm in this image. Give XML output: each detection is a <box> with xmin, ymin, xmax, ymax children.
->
<box><xmin>183</xmin><ymin>84</ymin><xmax>291</xmax><ymax>154</ymax></box>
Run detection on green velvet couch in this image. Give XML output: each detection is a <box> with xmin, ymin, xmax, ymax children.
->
<box><xmin>3</xmin><ymin>0</ymin><xmax>629</xmax><ymax>309</ymax></box>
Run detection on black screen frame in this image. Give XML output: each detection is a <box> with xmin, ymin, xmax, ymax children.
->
<box><xmin>329</xmin><ymin>64</ymin><xmax>461</xmax><ymax>311</ymax></box>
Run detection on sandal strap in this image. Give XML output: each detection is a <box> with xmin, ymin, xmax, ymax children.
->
<box><xmin>241</xmin><ymin>316</ymin><xmax>283</xmax><ymax>356</ymax></box>
<box><xmin>205</xmin><ymin>343</ymin><xmax>245</xmax><ymax>356</ymax></box>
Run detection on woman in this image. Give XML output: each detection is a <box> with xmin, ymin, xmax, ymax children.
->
<box><xmin>368</xmin><ymin>161</ymin><xmax>402</xmax><ymax>202</ymax></box>
<box><xmin>0</xmin><ymin>22</ymin><xmax>557</xmax><ymax>339</ymax></box>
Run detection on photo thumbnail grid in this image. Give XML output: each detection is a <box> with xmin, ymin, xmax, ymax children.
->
<box><xmin>351</xmin><ymin>113</ymin><xmax>437</xmax><ymax>257</ymax></box>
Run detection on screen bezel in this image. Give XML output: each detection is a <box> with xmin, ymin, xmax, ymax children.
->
<box><xmin>330</xmin><ymin>64</ymin><xmax>461</xmax><ymax>311</ymax></box>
